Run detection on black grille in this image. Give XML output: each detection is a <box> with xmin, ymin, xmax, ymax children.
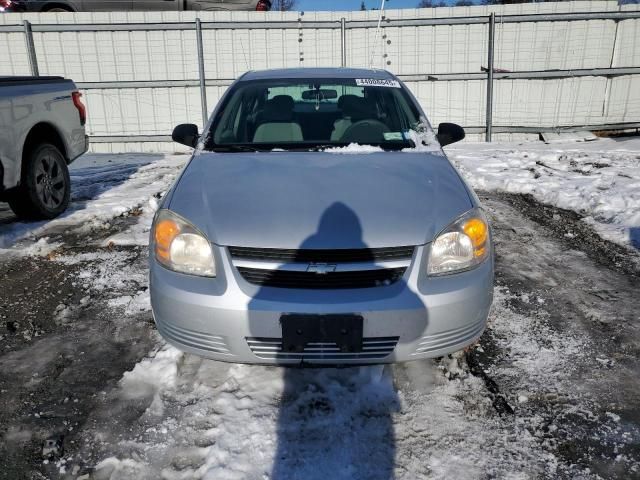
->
<box><xmin>237</xmin><ymin>267</ymin><xmax>406</xmax><ymax>289</ymax></box>
<box><xmin>228</xmin><ymin>246</ymin><xmax>414</xmax><ymax>263</ymax></box>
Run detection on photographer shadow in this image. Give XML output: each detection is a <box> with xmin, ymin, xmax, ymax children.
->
<box><xmin>247</xmin><ymin>202</ymin><xmax>428</xmax><ymax>479</ymax></box>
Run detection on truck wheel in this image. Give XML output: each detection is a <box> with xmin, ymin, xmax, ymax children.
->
<box><xmin>8</xmin><ymin>143</ymin><xmax>71</xmax><ymax>220</ymax></box>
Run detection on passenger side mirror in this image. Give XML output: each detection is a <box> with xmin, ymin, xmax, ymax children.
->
<box><xmin>172</xmin><ymin>123</ymin><xmax>200</xmax><ymax>148</ymax></box>
<box><xmin>437</xmin><ymin>122</ymin><xmax>465</xmax><ymax>147</ymax></box>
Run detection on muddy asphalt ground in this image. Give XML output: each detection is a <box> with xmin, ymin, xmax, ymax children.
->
<box><xmin>0</xmin><ymin>189</ymin><xmax>639</xmax><ymax>480</ymax></box>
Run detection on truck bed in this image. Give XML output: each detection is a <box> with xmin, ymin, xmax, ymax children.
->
<box><xmin>0</xmin><ymin>76</ymin><xmax>66</xmax><ymax>86</ymax></box>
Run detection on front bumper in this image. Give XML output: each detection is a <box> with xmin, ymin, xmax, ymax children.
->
<box><xmin>150</xmin><ymin>245</ymin><xmax>494</xmax><ymax>365</ymax></box>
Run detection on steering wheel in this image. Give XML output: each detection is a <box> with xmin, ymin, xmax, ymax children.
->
<box><xmin>340</xmin><ymin>119</ymin><xmax>390</xmax><ymax>144</ymax></box>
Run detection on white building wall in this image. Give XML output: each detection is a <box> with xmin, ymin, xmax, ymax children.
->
<box><xmin>1</xmin><ymin>0</ymin><xmax>639</xmax><ymax>152</ymax></box>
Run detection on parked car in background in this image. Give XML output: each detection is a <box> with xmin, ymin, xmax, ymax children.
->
<box><xmin>150</xmin><ymin>67</ymin><xmax>493</xmax><ymax>366</ymax></box>
<box><xmin>0</xmin><ymin>76</ymin><xmax>88</xmax><ymax>219</ymax></box>
<box><xmin>1</xmin><ymin>0</ymin><xmax>271</xmax><ymax>12</ymax></box>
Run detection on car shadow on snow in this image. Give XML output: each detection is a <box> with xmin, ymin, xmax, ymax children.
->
<box><xmin>247</xmin><ymin>202</ymin><xmax>428</xmax><ymax>479</ymax></box>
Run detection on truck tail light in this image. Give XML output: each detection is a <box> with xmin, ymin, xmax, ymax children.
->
<box><xmin>72</xmin><ymin>91</ymin><xmax>86</xmax><ymax>126</ymax></box>
<box><xmin>256</xmin><ymin>0</ymin><xmax>270</xmax><ymax>11</ymax></box>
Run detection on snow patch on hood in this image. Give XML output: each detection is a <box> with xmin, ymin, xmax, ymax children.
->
<box><xmin>324</xmin><ymin>143</ymin><xmax>384</xmax><ymax>154</ymax></box>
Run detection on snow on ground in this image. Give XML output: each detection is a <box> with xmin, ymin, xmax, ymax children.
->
<box><xmin>55</xmin><ymin>249</ymin><xmax>152</xmax><ymax>318</ymax></box>
<box><xmin>81</xmin><ymin>283</ymin><xmax>593</xmax><ymax>480</ymax></box>
<box><xmin>447</xmin><ymin>137</ymin><xmax>640</xmax><ymax>250</ymax></box>
<box><xmin>2</xmin><ymin>139</ymin><xmax>639</xmax><ymax>479</ymax></box>
<box><xmin>0</xmin><ymin>153</ymin><xmax>188</xmax><ymax>252</ymax></box>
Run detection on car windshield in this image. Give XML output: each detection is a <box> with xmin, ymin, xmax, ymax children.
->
<box><xmin>204</xmin><ymin>77</ymin><xmax>425</xmax><ymax>152</ymax></box>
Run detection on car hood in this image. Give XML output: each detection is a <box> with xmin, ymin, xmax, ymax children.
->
<box><xmin>168</xmin><ymin>151</ymin><xmax>474</xmax><ymax>249</ymax></box>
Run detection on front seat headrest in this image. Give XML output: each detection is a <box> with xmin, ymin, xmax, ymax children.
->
<box><xmin>262</xmin><ymin>95</ymin><xmax>295</xmax><ymax>122</ymax></box>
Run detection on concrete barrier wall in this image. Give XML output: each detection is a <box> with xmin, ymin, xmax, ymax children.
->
<box><xmin>1</xmin><ymin>0</ymin><xmax>639</xmax><ymax>152</ymax></box>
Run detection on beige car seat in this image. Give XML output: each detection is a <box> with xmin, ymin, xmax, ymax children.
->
<box><xmin>253</xmin><ymin>95</ymin><xmax>303</xmax><ymax>142</ymax></box>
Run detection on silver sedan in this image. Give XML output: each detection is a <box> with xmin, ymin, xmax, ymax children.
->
<box><xmin>150</xmin><ymin>67</ymin><xmax>494</xmax><ymax>365</ymax></box>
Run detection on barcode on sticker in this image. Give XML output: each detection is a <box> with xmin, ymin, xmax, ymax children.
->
<box><xmin>355</xmin><ymin>78</ymin><xmax>401</xmax><ymax>88</ymax></box>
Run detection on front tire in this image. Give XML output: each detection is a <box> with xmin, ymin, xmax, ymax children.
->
<box><xmin>8</xmin><ymin>143</ymin><xmax>71</xmax><ymax>220</ymax></box>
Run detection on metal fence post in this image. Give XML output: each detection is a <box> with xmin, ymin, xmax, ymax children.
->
<box><xmin>23</xmin><ymin>20</ymin><xmax>39</xmax><ymax>77</ymax></box>
<box><xmin>485</xmin><ymin>13</ymin><xmax>495</xmax><ymax>142</ymax></box>
<box><xmin>340</xmin><ymin>18</ymin><xmax>347</xmax><ymax>67</ymax></box>
<box><xmin>196</xmin><ymin>18</ymin><xmax>208</xmax><ymax>128</ymax></box>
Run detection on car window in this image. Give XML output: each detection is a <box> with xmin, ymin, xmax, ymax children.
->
<box><xmin>207</xmin><ymin>77</ymin><xmax>426</xmax><ymax>151</ymax></box>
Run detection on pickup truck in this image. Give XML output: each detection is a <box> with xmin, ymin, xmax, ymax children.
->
<box><xmin>1</xmin><ymin>0</ymin><xmax>271</xmax><ymax>12</ymax></box>
<box><xmin>0</xmin><ymin>76</ymin><xmax>88</xmax><ymax>219</ymax></box>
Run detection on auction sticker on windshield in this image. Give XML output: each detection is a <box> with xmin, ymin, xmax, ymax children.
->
<box><xmin>355</xmin><ymin>78</ymin><xmax>401</xmax><ymax>88</ymax></box>
<box><xmin>383</xmin><ymin>132</ymin><xmax>405</xmax><ymax>141</ymax></box>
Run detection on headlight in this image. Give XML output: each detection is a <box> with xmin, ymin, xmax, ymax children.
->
<box><xmin>427</xmin><ymin>208</ymin><xmax>491</xmax><ymax>276</ymax></box>
<box><xmin>152</xmin><ymin>209</ymin><xmax>216</xmax><ymax>277</ymax></box>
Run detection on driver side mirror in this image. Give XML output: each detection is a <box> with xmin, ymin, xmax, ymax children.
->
<box><xmin>437</xmin><ymin>122</ymin><xmax>465</xmax><ymax>147</ymax></box>
<box><xmin>172</xmin><ymin>123</ymin><xmax>200</xmax><ymax>148</ymax></box>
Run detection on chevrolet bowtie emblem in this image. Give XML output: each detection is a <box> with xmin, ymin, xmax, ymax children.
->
<box><xmin>306</xmin><ymin>263</ymin><xmax>337</xmax><ymax>274</ymax></box>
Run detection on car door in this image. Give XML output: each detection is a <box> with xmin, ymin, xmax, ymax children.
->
<box><xmin>80</xmin><ymin>0</ymin><xmax>133</xmax><ymax>11</ymax></box>
<box><xmin>0</xmin><ymin>87</ymin><xmax>17</xmax><ymax>190</ymax></box>
<box><xmin>131</xmin><ymin>0</ymin><xmax>181</xmax><ymax>10</ymax></box>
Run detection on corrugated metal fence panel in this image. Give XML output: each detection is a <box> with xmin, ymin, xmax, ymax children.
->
<box><xmin>409</xmin><ymin>77</ymin><xmax>615</xmax><ymax>129</ymax></box>
<box><xmin>613</xmin><ymin>13</ymin><xmax>640</xmax><ymax>69</ymax></box>
<box><xmin>0</xmin><ymin>1</ymin><xmax>638</xmax><ymax>149</ymax></box>
<box><xmin>406</xmin><ymin>80</ymin><xmax>486</xmax><ymax>129</ymax></box>
<box><xmin>30</xmin><ymin>29</ymin><xmax>200</xmax><ymax>82</ymax></box>
<box><xmin>493</xmin><ymin>77</ymin><xmax>609</xmax><ymax>127</ymax></box>
<box><xmin>4</xmin><ymin>32</ymin><xmax>30</xmax><ymax>75</ymax></box>
<box><xmin>494</xmin><ymin>20</ymin><xmax>617</xmax><ymax>71</ymax></box>
<box><xmin>349</xmin><ymin>23</ymin><xmax>489</xmax><ymax>74</ymax></box>
<box><xmin>606</xmin><ymin>75</ymin><xmax>640</xmax><ymax>123</ymax></box>
<box><xmin>83</xmin><ymin>87</ymin><xmax>203</xmax><ymax>136</ymax></box>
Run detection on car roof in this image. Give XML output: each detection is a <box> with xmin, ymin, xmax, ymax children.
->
<box><xmin>240</xmin><ymin>68</ymin><xmax>397</xmax><ymax>81</ymax></box>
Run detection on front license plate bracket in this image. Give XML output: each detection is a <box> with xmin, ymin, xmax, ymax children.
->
<box><xmin>280</xmin><ymin>314</ymin><xmax>364</xmax><ymax>353</ymax></box>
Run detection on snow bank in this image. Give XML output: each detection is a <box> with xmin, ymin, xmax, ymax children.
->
<box><xmin>447</xmin><ymin>138</ymin><xmax>640</xmax><ymax>249</ymax></box>
<box><xmin>119</xmin><ymin>344</ymin><xmax>183</xmax><ymax>417</ymax></box>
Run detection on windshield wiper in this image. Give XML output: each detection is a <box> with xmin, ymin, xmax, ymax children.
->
<box><xmin>208</xmin><ymin>140</ymin><xmax>416</xmax><ymax>153</ymax></box>
<box><xmin>307</xmin><ymin>144</ymin><xmax>346</xmax><ymax>151</ymax></box>
<box><xmin>382</xmin><ymin>140</ymin><xmax>415</xmax><ymax>151</ymax></box>
<box><xmin>210</xmin><ymin>143</ymin><xmax>340</xmax><ymax>152</ymax></box>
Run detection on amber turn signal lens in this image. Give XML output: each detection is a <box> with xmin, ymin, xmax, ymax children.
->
<box><xmin>428</xmin><ymin>209</ymin><xmax>490</xmax><ymax>276</ymax></box>
<box><xmin>463</xmin><ymin>218</ymin><xmax>488</xmax><ymax>257</ymax></box>
<box><xmin>154</xmin><ymin>219</ymin><xmax>180</xmax><ymax>260</ymax></box>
